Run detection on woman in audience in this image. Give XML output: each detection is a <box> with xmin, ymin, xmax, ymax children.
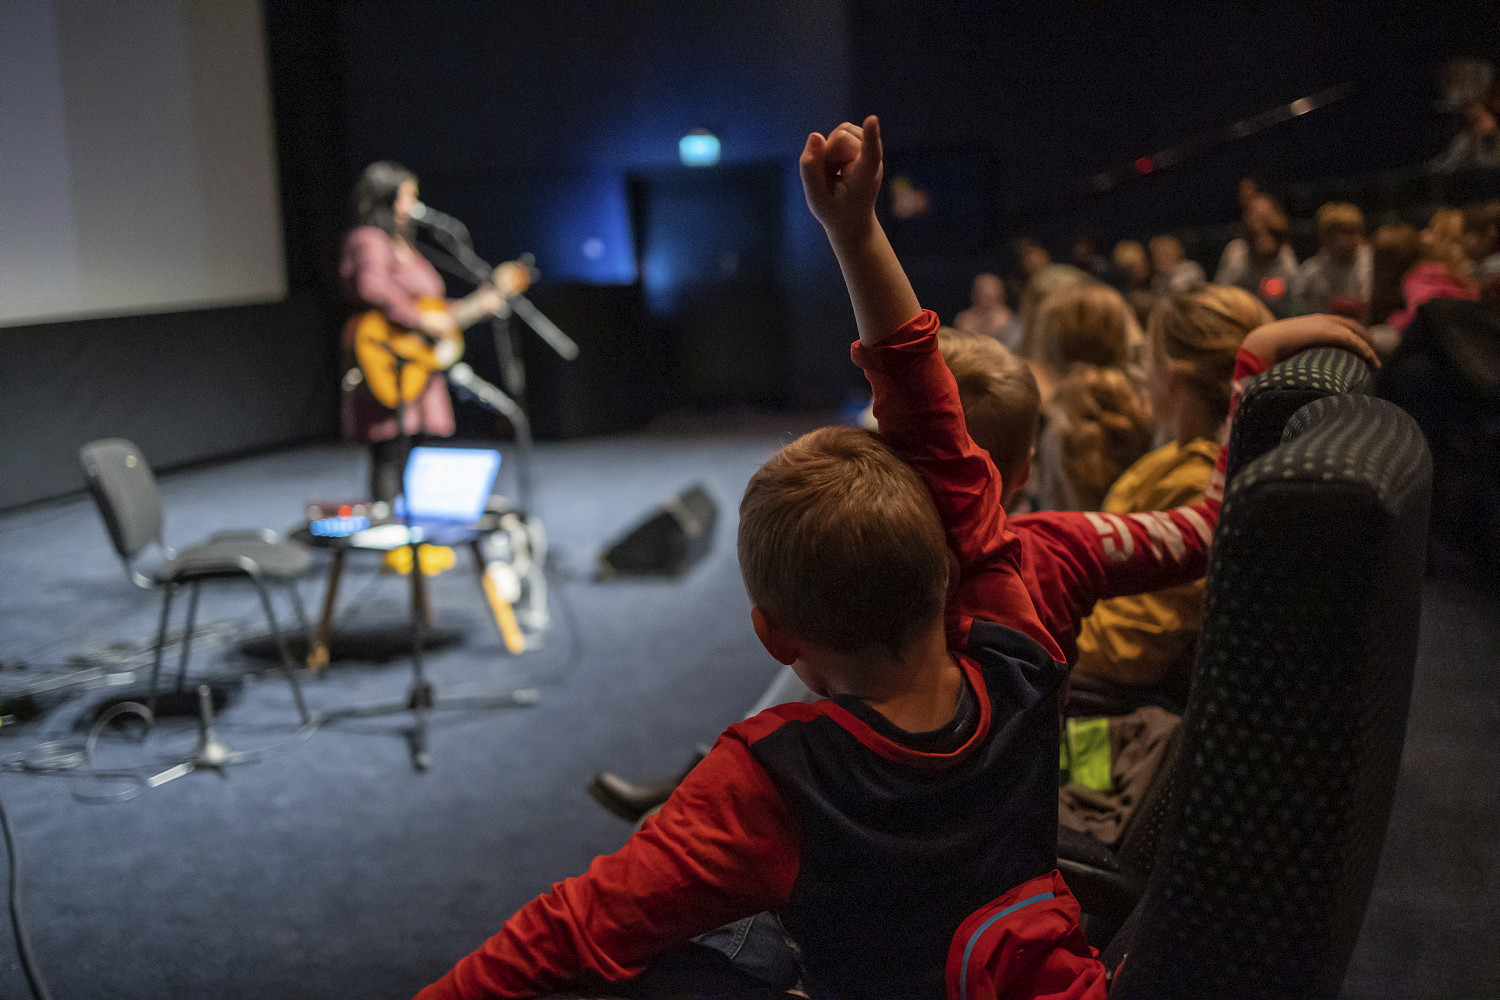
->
<box><xmin>1215</xmin><ymin>192</ymin><xmax>1299</xmax><ymax>316</ymax></box>
<box><xmin>1149</xmin><ymin>234</ymin><xmax>1206</xmax><ymax>295</ymax></box>
<box><xmin>1070</xmin><ymin>285</ymin><xmax>1273</xmax><ymax>707</ymax></box>
<box><xmin>1026</xmin><ymin>284</ymin><xmax>1153</xmax><ymax>511</ymax></box>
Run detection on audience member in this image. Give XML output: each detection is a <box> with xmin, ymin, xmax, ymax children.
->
<box><xmin>1024</xmin><ymin>284</ymin><xmax>1151</xmax><ymax>512</ymax></box>
<box><xmin>1113</xmin><ymin>240</ymin><xmax>1159</xmax><ymax>326</ymax></box>
<box><xmin>419</xmin><ymin>115</ymin><xmax>1118</xmax><ymax>1000</ymax></box>
<box><xmin>953</xmin><ymin>272</ymin><xmax>1020</xmax><ymax>348</ymax></box>
<box><xmin>1041</xmin><ymin>366</ymin><xmax>1154</xmax><ymax>513</ymax></box>
<box><xmin>1215</xmin><ymin>192</ymin><xmax>1299</xmax><ymax>316</ymax></box>
<box><xmin>1431</xmin><ymin>99</ymin><xmax>1500</xmax><ymax>172</ymax></box>
<box><xmin>1014</xmin><ymin>263</ymin><xmax>1096</xmax><ymax>368</ymax></box>
<box><xmin>1389</xmin><ymin>212</ymin><xmax>1480</xmax><ymax>332</ymax></box>
<box><xmin>1148</xmin><ymin>234</ymin><xmax>1206</xmax><ymax>295</ymax></box>
<box><xmin>1463</xmin><ymin>201</ymin><xmax>1500</xmax><ymax>303</ymax></box>
<box><xmin>1291</xmin><ymin>203</ymin><xmax>1373</xmax><ymax>319</ymax></box>
<box><xmin>1070</xmin><ymin>286</ymin><xmax>1272</xmax><ymax>705</ymax></box>
<box><xmin>1113</xmin><ymin>240</ymin><xmax>1152</xmax><ymax>292</ymax></box>
<box><xmin>1069</xmin><ymin>229</ymin><xmax>1115</xmax><ymax>283</ymax></box>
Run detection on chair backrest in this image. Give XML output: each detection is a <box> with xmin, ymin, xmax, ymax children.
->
<box><xmin>1225</xmin><ymin>346</ymin><xmax>1374</xmax><ymax>485</ymax></box>
<box><xmin>79</xmin><ymin>438</ymin><xmax>165</xmax><ymax>564</ymax></box>
<box><xmin>1110</xmin><ymin>393</ymin><xmax>1431</xmax><ymax>1000</ymax></box>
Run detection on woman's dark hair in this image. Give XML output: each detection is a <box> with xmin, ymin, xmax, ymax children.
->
<box><xmin>353</xmin><ymin>161</ymin><xmax>416</xmax><ymax>236</ymax></box>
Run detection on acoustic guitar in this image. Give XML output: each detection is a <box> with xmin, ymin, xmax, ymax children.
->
<box><xmin>349</xmin><ymin>258</ymin><xmax>532</xmax><ymax>409</ymax></box>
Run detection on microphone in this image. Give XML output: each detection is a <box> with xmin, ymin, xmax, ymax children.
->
<box><xmin>409</xmin><ymin>201</ymin><xmax>472</xmax><ymax>244</ymax></box>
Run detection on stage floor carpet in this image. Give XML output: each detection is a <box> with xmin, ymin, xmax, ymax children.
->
<box><xmin>0</xmin><ymin>433</ymin><xmax>1494</xmax><ymax>999</ymax></box>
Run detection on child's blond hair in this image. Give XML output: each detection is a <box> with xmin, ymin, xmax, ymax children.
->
<box><xmin>1149</xmin><ymin>284</ymin><xmax>1271</xmax><ymax>425</ymax></box>
<box><xmin>1052</xmin><ymin>366</ymin><xmax>1154</xmax><ymax>510</ymax></box>
<box><xmin>937</xmin><ymin>328</ymin><xmax>1040</xmax><ymax>488</ymax></box>
<box><xmin>1316</xmin><ymin>203</ymin><xmax>1366</xmax><ymax>242</ymax></box>
<box><xmin>1032</xmin><ymin>283</ymin><xmax>1142</xmax><ymax>373</ymax></box>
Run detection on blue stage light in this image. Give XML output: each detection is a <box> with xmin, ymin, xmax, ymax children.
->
<box><xmin>679</xmin><ymin>130</ymin><xmax>721</xmax><ymax>167</ymax></box>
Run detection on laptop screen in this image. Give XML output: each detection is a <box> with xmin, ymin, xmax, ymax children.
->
<box><xmin>400</xmin><ymin>446</ymin><xmax>501</xmax><ymax>523</ymax></box>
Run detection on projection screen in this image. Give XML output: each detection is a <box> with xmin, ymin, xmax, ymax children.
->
<box><xmin>0</xmin><ymin>0</ymin><xmax>285</xmax><ymax>327</ymax></box>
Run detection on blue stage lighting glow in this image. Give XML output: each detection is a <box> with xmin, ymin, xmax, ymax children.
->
<box><xmin>679</xmin><ymin>130</ymin><xmax>721</xmax><ymax>167</ymax></box>
<box><xmin>581</xmin><ymin>237</ymin><xmax>605</xmax><ymax>260</ymax></box>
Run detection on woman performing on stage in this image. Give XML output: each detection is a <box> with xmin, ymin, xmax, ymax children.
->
<box><xmin>339</xmin><ymin>161</ymin><xmax>503</xmax><ymax>501</ymax></box>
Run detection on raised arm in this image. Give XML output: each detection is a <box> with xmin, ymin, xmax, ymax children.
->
<box><xmin>804</xmin><ymin>117</ymin><xmax>1012</xmax><ymax>564</ymax></box>
<box><xmin>800</xmin><ymin>116</ymin><xmax>920</xmax><ymax>347</ymax></box>
<box><xmin>414</xmin><ymin>739</ymin><xmax>797</xmax><ymax>1000</ymax></box>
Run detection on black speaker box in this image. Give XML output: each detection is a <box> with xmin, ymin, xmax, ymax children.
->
<box><xmin>598</xmin><ymin>485</ymin><xmax>718</xmax><ymax>578</ymax></box>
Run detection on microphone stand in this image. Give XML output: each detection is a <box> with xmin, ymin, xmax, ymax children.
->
<box><xmin>415</xmin><ymin>217</ymin><xmax>578</xmax><ymax>520</ymax></box>
<box><xmin>321</xmin><ymin>303</ymin><xmax>539</xmax><ymax>773</ymax></box>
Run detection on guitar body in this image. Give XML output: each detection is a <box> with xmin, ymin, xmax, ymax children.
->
<box><xmin>349</xmin><ymin>297</ymin><xmax>464</xmax><ymax>409</ymax></box>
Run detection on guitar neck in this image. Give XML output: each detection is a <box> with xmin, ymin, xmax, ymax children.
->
<box><xmin>447</xmin><ymin>293</ymin><xmax>494</xmax><ymax>332</ymax></box>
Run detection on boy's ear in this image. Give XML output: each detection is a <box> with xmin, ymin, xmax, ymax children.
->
<box><xmin>751</xmin><ymin>607</ymin><xmax>800</xmax><ymax>666</ymax></box>
<box><xmin>1003</xmin><ymin>454</ymin><xmax>1032</xmax><ymax>507</ymax></box>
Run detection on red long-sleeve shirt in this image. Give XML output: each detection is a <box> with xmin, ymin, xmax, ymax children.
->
<box><xmin>416</xmin><ymin>310</ymin><xmax>1264</xmax><ymax>1000</ymax></box>
<box><xmin>857</xmin><ymin>311</ymin><xmax>1264</xmax><ymax>664</ymax></box>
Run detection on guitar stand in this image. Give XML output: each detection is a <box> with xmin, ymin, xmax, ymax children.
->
<box><xmin>324</xmin><ymin>349</ymin><xmax>540</xmax><ymax>773</ymax></box>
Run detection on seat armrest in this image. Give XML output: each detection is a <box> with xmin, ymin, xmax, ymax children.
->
<box><xmin>1057</xmin><ymin>858</ymin><xmax>1146</xmax><ymax>951</ymax></box>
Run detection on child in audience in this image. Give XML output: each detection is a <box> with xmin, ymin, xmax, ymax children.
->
<box><xmin>1461</xmin><ymin>201</ymin><xmax>1500</xmax><ymax>302</ymax></box>
<box><xmin>1071</xmin><ymin>286</ymin><xmax>1273</xmax><ymax>705</ymax></box>
<box><xmin>1215</xmin><ymin>192</ymin><xmax>1299</xmax><ymax>316</ymax></box>
<box><xmin>1292</xmin><ymin>203</ymin><xmax>1372</xmax><ymax>319</ymax></box>
<box><xmin>1026</xmin><ymin>283</ymin><xmax>1151</xmax><ymax>512</ymax></box>
<box><xmin>1038</xmin><ymin>365</ymin><xmax>1154</xmax><ymax>513</ymax></box>
<box><xmin>1112</xmin><ymin>239</ymin><xmax>1159</xmax><ymax>327</ymax></box>
<box><xmin>589</xmin><ymin>327</ymin><xmax>1043</xmax><ymax>825</ymax></box>
<box><xmin>417</xmin><ymin>116</ymin><xmax>1377</xmax><ymax>1000</ymax></box>
<box><xmin>1025</xmin><ymin>282</ymin><xmax>1143</xmax><ymax>401</ymax></box>
<box><xmin>953</xmin><ymin>272</ymin><xmax>1019</xmax><ymax>347</ymax></box>
<box><xmin>1149</xmin><ymin>234</ymin><xmax>1206</xmax><ymax>295</ymax></box>
<box><xmin>1389</xmin><ymin>211</ymin><xmax>1479</xmax><ymax>333</ymax></box>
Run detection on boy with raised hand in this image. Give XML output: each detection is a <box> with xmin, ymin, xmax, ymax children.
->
<box><xmin>416</xmin><ymin>114</ymin><xmax>1376</xmax><ymax>1000</ymax></box>
<box><xmin>416</xmin><ymin>117</ymin><xmax>1106</xmax><ymax>999</ymax></box>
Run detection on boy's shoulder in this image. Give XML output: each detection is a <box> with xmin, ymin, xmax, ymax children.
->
<box><xmin>729</xmin><ymin>623</ymin><xmax>1062</xmax><ymax>766</ymax></box>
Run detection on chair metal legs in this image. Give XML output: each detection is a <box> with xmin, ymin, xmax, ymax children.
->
<box><xmin>146</xmin><ymin>568</ymin><xmax>313</xmax><ymax>729</ymax></box>
<box><xmin>246</xmin><ymin>571</ymin><xmax>312</xmax><ymax>726</ymax></box>
<box><xmin>147</xmin><ymin>582</ymin><xmax>178</xmax><ymax>720</ymax></box>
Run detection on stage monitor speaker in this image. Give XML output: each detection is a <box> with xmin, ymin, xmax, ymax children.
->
<box><xmin>598</xmin><ymin>485</ymin><xmax>717</xmax><ymax>578</ymax></box>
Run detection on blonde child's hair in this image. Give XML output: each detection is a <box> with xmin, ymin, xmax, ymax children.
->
<box><xmin>936</xmin><ymin>328</ymin><xmax>1040</xmax><ymax>489</ymax></box>
<box><xmin>738</xmin><ymin>426</ymin><xmax>950</xmax><ymax>657</ymax></box>
<box><xmin>1114</xmin><ymin>240</ymin><xmax>1149</xmax><ymax>277</ymax></box>
<box><xmin>1015</xmin><ymin>265</ymin><xmax>1095</xmax><ymax>362</ymax></box>
<box><xmin>1031</xmin><ymin>283</ymin><xmax>1142</xmax><ymax>372</ymax></box>
<box><xmin>1052</xmin><ymin>366</ymin><xmax>1154</xmax><ymax>511</ymax></box>
<box><xmin>1149</xmin><ymin>284</ymin><xmax>1271</xmax><ymax>426</ymax></box>
<box><xmin>1316</xmin><ymin>203</ymin><xmax>1366</xmax><ymax>241</ymax></box>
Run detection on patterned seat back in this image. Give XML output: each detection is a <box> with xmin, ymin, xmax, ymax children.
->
<box><xmin>1226</xmin><ymin>346</ymin><xmax>1374</xmax><ymax>485</ymax></box>
<box><xmin>1110</xmin><ymin>394</ymin><xmax>1431</xmax><ymax>1000</ymax></box>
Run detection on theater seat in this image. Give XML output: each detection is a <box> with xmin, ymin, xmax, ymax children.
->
<box><xmin>1225</xmin><ymin>345</ymin><xmax>1374</xmax><ymax>483</ymax></box>
<box><xmin>1103</xmin><ymin>393</ymin><xmax>1431</xmax><ymax>999</ymax></box>
<box><xmin>1058</xmin><ymin>346</ymin><xmax>1375</xmax><ymax>942</ymax></box>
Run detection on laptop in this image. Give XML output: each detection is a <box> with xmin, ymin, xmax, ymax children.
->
<box><xmin>341</xmin><ymin>446</ymin><xmax>501</xmax><ymax>548</ymax></box>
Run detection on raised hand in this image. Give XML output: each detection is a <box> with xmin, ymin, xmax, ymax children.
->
<box><xmin>1241</xmin><ymin>313</ymin><xmax>1380</xmax><ymax>368</ymax></box>
<box><xmin>800</xmin><ymin>115</ymin><xmax>884</xmax><ymax>242</ymax></box>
